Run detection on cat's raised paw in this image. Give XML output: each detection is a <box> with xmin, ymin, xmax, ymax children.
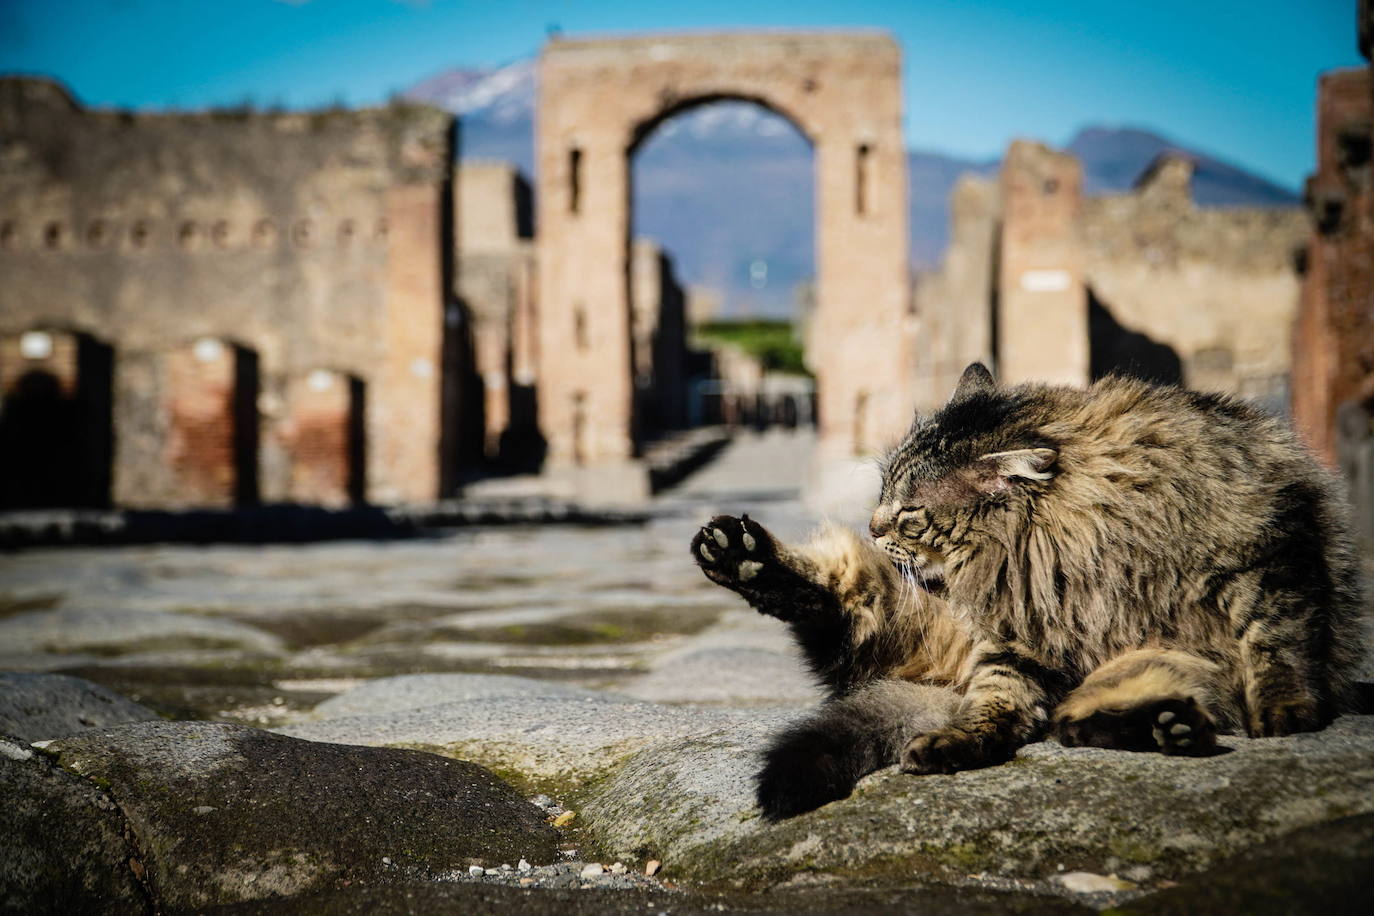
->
<box><xmin>691</xmin><ymin>514</ymin><xmax>776</xmax><ymax>590</ymax></box>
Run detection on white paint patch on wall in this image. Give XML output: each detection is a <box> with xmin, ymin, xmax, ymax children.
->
<box><xmin>1019</xmin><ymin>269</ymin><xmax>1072</xmax><ymax>292</ymax></box>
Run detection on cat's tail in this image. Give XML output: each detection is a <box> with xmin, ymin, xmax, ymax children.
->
<box><xmin>755</xmin><ymin>679</ymin><xmax>957</xmax><ymax>821</ymax></box>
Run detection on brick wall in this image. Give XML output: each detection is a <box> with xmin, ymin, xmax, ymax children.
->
<box><xmin>163</xmin><ymin>339</ymin><xmax>250</xmax><ymax>508</ymax></box>
<box><xmin>0</xmin><ymin>78</ymin><xmax>453</xmax><ymax>508</ymax></box>
<box><xmin>282</xmin><ymin>369</ymin><xmax>360</xmax><ymax>507</ymax></box>
<box><xmin>1293</xmin><ymin>66</ymin><xmax>1374</xmax><ymax>465</ymax></box>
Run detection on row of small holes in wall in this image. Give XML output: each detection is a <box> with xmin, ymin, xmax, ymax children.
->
<box><xmin>0</xmin><ymin>218</ymin><xmax>390</xmax><ymax>252</ymax></box>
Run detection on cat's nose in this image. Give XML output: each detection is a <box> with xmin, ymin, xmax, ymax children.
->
<box><xmin>869</xmin><ymin>508</ymin><xmax>894</xmax><ymax>539</ymax></box>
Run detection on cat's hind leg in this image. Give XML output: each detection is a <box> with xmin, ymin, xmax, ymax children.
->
<box><xmin>756</xmin><ymin>679</ymin><xmax>956</xmax><ymax>821</ymax></box>
<box><xmin>1053</xmin><ymin>648</ymin><xmax>1231</xmax><ymax>756</ymax></box>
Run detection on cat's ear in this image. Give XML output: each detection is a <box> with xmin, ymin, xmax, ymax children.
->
<box><xmin>951</xmin><ymin>362</ymin><xmax>996</xmax><ymax>402</ymax></box>
<box><xmin>975</xmin><ymin>448</ymin><xmax>1058</xmax><ymax>491</ymax></box>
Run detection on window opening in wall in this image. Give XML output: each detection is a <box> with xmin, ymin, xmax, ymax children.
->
<box><xmin>572</xmin><ymin>392</ymin><xmax>587</xmax><ymax>465</ymax></box>
<box><xmin>129</xmin><ymin>221</ymin><xmax>151</xmax><ymax>249</ymax></box>
<box><xmin>569</xmin><ymin>147</ymin><xmax>583</xmax><ymax>214</ymax></box>
<box><xmin>85</xmin><ymin>220</ymin><xmax>109</xmax><ymax>248</ymax></box>
<box><xmin>338</xmin><ymin>219</ymin><xmax>356</xmax><ymax>246</ymax></box>
<box><xmin>253</xmin><ymin>220</ymin><xmax>277</xmax><ymax>247</ymax></box>
<box><xmin>292</xmin><ymin>220</ymin><xmax>313</xmax><ymax>248</ymax></box>
<box><xmin>374</xmin><ymin>218</ymin><xmax>389</xmax><ymax>242</ymax></box>
<box><xmin>856</xmin><ymin>143</ymin><xmax>872</xmax><ymax>216</ymax></box>
<box><xmin>574</xmin><ymin>305</ymin><xmax>588</xmax><ymax>350</ymax></box>
<box><xmin>43</xmin><ymin>222</ymin><xmax>64</xmax><ymax>250</ymax></box>
<box><xmin>211</xmin><ymin>221</ymin><xmax>231</xmax><ymax>248</ymax></box>
<box><xmin>0</xmin><ymin>221</ymin><xmax>19</xmax><ymax>250</ymax></box>
<box><xmin>178</xmin><ymin>221</ymin><xmax>200</xmax><ymax>250</ymax></box>
<box><xmin>853</xmin><ymin>390</ymin><xmax>869</xmax><ymax>455</ymax></box>
<box><xmin>1044</xmin><ymin>178</ymin><xmax>1060</xmax><ymax>194</ymax></box>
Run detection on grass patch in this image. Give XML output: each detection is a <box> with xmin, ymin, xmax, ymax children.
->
<box><xmin>694</xmin><ymin>319</ymin><xmax>809</xmax><ymax>376</ymax></box>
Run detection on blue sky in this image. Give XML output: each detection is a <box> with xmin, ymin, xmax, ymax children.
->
<box><xmin>0</xmin><ymin>0</ymin><xmax>1363</xmax><ymax>188</ymax></box>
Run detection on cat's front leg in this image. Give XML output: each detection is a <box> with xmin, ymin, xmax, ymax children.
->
<box><xmin>691</xmin><ymin>514</ymin><xmax>839</xmax><ymax>622</ymax></box>
<box><xmin>901</xmin><ymin>642</ymin><xmax>1062</xmax><ymax>773</ymax></box>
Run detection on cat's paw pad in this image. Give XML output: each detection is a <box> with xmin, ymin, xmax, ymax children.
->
<box><xmin>899</xmin><ymin>728</ymin><xmax>1009</xmax><ymax>775</ymax></box>
<box><xmin>691</xmin><ymin>514</ymin><xmax>773</xmax><ymax>587</ymax></box>
<box><xmin>1057</xmin><ymin>696</ymin><xmax>1217</xmax><ymax>756</ymax></box>
<box><xmin>1148</xmin><ymin>698</ymin><xmax>1218</xmax><ymax>755</ymax></box>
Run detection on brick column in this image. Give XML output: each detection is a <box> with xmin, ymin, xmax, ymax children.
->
<box><xmin>1292</xmin><ymin>66</ymin><xmax>1374</xmax><ymax>465</ymax></box>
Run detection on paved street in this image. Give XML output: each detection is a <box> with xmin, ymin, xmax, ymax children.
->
<box><xmin>0</xmin><ymin>429</ymin><xmax>826</xmax><ymax>722</ymax></box>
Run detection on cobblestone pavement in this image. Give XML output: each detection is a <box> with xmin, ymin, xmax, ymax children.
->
<box><xmin>0</xmin><ymin>429</ymin><xmax>826</xmax><ymax>721</ymax></box>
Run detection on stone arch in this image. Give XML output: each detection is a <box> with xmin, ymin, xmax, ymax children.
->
<box><xmin>626</xmin><ymin>92</ymin><xmax>817</xmax><ymax>153</ymax></box>
<box><xmin>536</xmin><ymin>31</ymin><xmax>914</xmax><ymax>468</ymax></box>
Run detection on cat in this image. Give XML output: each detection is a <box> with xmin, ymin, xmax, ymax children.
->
<box><xmin>692</xmin><ymin>363</ymin><xmax>1366</xmax><ymax>821</ymax></box>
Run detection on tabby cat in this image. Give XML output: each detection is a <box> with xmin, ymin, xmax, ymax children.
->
<box><xmin>692</xmin><ymin>363</ymin><xmax>1365</xmax><ymax>821</ymax></box>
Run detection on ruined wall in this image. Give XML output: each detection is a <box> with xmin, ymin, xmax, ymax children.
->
<box><xmin>629</xmin><ymin>238</ymin><xmax>688</xmax><ymax>435</ymax></box>
<box><xmin>913</xmin><ymin>141</ymin><xmax>1305</xmax><ymax>416</ymax></box>
<box><xmin>537</xmin><ymin>31</ymin><xmax>911</xmax><ymax>467</ymax></box>
<box><xmin>911</xmin><ymin>175</ymin><xmax>1000</xmax><ymax>409</ymax></box>
<box><xmin>1293</xmin><ymin>66</ymin><xmax>1374</xmax><ymax>463</ymax></box>
<box><xmin>0</xmin><ymin>78</ymin><xmax>453</xmax><ymax>507</ymax></box>
<box><xmin>453</xmin><ymin>163</ymin><xmax>540</xmax><ymax>466</ymax></box>
<box><xmin>1292</xmin><ymin>56</ymin><xmax>1374</xmax><ymax>540</ymax></box>
<box><xmin>1080</xmin><ymin>157</ymin><xmax>1307</xmax><ymax>413</ymax></box>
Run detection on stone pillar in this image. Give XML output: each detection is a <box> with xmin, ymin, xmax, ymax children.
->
<box><xmin>997</xmin><ymin>141</ymin><xmax>1088</xmax><ymax>387</ymax></box>
<box><xmin>375</xmin><ymin>183</ymin><xmax>445</xmax><ymax>503</ymax></box>
<box><xmin>806</xmin><ymin>92</ymin><xmax>913</xmax><ymax>457</ymax></box>
<box><xmin>536</xmin><ymin>126</ymin><xmax>636</xmax><ymax>466</ymax></box>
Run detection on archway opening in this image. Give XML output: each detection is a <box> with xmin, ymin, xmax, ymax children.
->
<box><xmin>628</xmin><ymin>97</ymin><xmax>817</xmax><ymax>459</ymax></box>
<box><xmin>0</xmin><ymin>331</ymin><xmax>113</xmax><ymax>509</ymax></box>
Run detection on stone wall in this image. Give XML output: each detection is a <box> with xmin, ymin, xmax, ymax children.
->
<box><xmin>1081</xmin><ymin>158</ymin><xmax>1306</xmax><ymax>413</ymax></box>
<box><xmin>0</xmin><ymin>78</ymin><xmax>453</xmax><ymax>508</ymax></box>
<box><xmin>453</xmin><ymin>163</ymin><xmax>541</xmax><ymax>468</ymax></box>
<box><xmin>629</xmin><ymin>238</ymin><xmax>688</xmax><ymax>435</ymax></box>
<box><xmin>912</xmin><ymin>142</ymin><xmax>1306</xmax><ymax>417</ymax></box>
<box><xmin>911</xmin><ymin>176</ymin><xmax>999</xmax><ymax>410</ymax></box>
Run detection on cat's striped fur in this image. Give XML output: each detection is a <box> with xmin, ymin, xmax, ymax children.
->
<box><xmin>692</xmin><ymin>363</ymin><xmax>1365</xmax><ymax>820</ymax></box>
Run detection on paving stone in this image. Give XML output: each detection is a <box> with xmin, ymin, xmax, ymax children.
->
<box><xmin>0</xmin><ymin>672</ymin><xmax>161</xmax><ymax>741</ymax></box>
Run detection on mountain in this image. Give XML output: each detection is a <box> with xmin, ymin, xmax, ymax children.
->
<box><xmin>404</xmin><ymin>62</ymin><xmax>1300</xmax><ymax>319</ymax></box>
<box><xmin>1066</xmin><ymin>126</ymin><xmax>1300</xmax><ymax>208</ymax></box>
